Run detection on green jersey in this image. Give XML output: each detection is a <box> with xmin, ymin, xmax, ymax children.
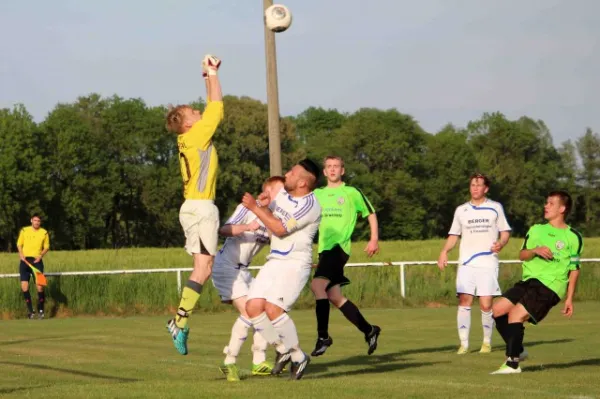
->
<box><xmin>521</xmin><ymin>223</ymin><xmax>583</xmax><ymax>299</ymax></box>
<box><xmin>314</xmin><ymin>183</ymin><xmax>375</xmax><ymax>255</ymax></box>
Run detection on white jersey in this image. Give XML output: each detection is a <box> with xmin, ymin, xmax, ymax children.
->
<box><xmin>216</xmin><ymin>204</ymin><xmax>270</xmax><ymax>267</ymax></box>
<box><xmin>267</xmin><ymin>188</ymin><xmax>321</xmax><ymax>265</ymax></box>
<box><xmin>449</xmin><ymin>199</ymin><xmax>511</xmax><ymax>268</ymax></box>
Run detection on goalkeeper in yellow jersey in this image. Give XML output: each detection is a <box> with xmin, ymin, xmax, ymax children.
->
<box><xmin>164</xmin><ymin>54</ymin><xmax>224</xmax><ymax>355</ymax></box>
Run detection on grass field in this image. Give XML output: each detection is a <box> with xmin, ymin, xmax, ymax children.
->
<box><xmin>1</xmin><ymin>239</ymin><xmax>599</xmax><ymax>318</ymax></box>
<box><xmin>1</xmin><ymin>303</ymin><xmax>600</xmax><ymax>399</ymax></box>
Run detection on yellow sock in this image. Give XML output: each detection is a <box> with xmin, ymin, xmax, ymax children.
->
<box><xmin>175</xmin><ymin>282</ymin><xmax>202</xmax><ymax>328</ymax></box>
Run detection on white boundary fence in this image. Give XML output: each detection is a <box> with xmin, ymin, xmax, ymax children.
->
<box><xmin>1</xmin><ymin>259</ymin><xmax>598</xmax><ymax>298</ymax></box>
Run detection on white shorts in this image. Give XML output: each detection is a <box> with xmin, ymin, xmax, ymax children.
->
<box><xmin>456</xmin><ymin>265</ymin><xmax>501</xmax><ymax>297</ymax></box>
<box><xmin>179</xmin><ymin>200</ymin><xmax>219</xmax><ymax>256</ymax></box>
<box><xmin>212</xmin><ymin>258</ymin><xmax>253</xmax><ymax>302</ymax></box>
<box><xmin>247</xmin><ymin>259</ymin><xmax>311</xmax><ymax>312</ymax></box>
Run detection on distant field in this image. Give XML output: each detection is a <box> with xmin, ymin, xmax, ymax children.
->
<box><xmin>1</xmin><ymin>240</ymin><xmax>599</xmax><ymax>319</ymax></box>
<box><xmin>2</xmin><ymin>238</ymin><xmax>599</xmax><ymax>272</ymax></box>
<box><xmin>1</xmin><ymin>304</ymin><xmax>600</xmax><ymax>398</ymax></box>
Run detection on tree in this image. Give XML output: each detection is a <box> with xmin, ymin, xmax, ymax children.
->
<box><xmin>576</xmin><ymin>128</ymin><xmax>600</xmax><ymax>233</ymax></box>
<box><xmin>0</xmin><ymin>105</ymin><xmax>50</xmax><ymax>251</ymax></box>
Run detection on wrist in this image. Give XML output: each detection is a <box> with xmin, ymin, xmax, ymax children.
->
<box><xmin>207</xmin><ymin>69</ymin><xmax>217</xmax><ymax>76</ymax></box>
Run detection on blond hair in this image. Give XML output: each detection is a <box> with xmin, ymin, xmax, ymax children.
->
<box><xmin>323</xmin><ymin>155</ymin><xmax>344</xmax><ymax>168</ymax></box>
<box><xmin>165</xmin><ymin>105</ymin><xmax>192</xmax><ymax>134</ymax></box>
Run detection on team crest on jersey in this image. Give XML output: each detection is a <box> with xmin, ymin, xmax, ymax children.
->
<box><xmin>337</xmin><ymin>197</ymin><xmax>345</xmax><ymax>205</ymax></box>
<box><xmin>555</xmin><ymin>240</ymin><xmax>565</xmax><ymax>250</ymax></box>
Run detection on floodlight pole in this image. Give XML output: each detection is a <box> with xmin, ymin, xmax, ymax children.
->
<box><xmin>263</xmin><ymin>0</ymin><xmax>283</xmax><ymax>176</ymax></box>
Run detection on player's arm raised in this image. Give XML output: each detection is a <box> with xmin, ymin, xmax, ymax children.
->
<box><xmin>219</xmin><ymin>220</ymin><xmax>260</xmax><ymax>237</ymax></box>
<box><xmin>241</xmin><ymin>193</ymin><xmax>287</xmax><ymax>237</ymax></box>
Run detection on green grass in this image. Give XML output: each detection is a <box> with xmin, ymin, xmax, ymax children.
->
<box><xmin>1</xmin><ymin>239</ymin><xmax>600</xmax><ymax>318</ymax></box>
<box><xmin>1</xmin><ymin>304</ymin><xmax>600</xmax><ymax>398</ymax></box>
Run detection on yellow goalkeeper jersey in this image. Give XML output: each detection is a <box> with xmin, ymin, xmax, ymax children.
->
<box><xmin>177</xmin><ymin>101</ymin><xmax>224</xmax><ymax>200</ymax></box>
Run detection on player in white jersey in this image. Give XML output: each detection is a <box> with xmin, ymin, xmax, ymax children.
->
<box><xmin>213</xmin><ymin>176</ymin><xmax>285</xmax><ymax>382</ymax></box>
<box><xmin>241</xmin><ymin>159</ymin><xmax>322</xmax><ymax>380</ymax></box>
<box><xmin>438</xmin><ymin>173</ymin><xmax>512</xmax><ymax>354</ymax></box>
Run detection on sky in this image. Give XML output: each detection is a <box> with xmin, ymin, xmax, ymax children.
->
<box><xmin>1</xmin><ymin>0</ymin><xmax>598</xmax><ymax>146</ymax></box>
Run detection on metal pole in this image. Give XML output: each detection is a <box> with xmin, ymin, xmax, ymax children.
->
<box><xmin>263</xmin><ymin>0</ymin><xmax>282</xmax><ymax>176</ymax></box>
<box><xmin>400</xmin><ymin>263</ymin><xmax>406</xmax><ymax>298</ymax></box>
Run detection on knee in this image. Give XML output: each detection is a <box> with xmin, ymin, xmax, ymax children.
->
<box><xmin>328</xmin><ymin>293</ymin><xmax>346</xmax><ymax>308</ymax></box>
<box><xmin>265</xmin><ymin>303</ymin><xmax>284</xmax><ymax>320</ymax></box>
<box><xmin>480</xmin><ymin>304</ymin><xmax>492</xmax><ymax>313</ymax></box>
<box><xmin>310</xmin><ymin>279</ymin><xmax>327</xmax><ymax>295</ymax></box>
<box><xmin>245</xmin><ymin>299</ymin><xmax>264</xmax><ymax>318</ymax></box>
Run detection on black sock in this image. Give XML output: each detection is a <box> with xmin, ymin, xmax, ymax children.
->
<box><xmin>339</xmin><ymin>300</ymin><xmax>372</xmax><ymax>335</ymax></box>
<box><xmin>506</xmin><ymin>322</ymin><xmax>525</xmax><ymax>368</ymax></box>
<box><xmin>494</xmin><ymin>314</ymin><xmax>510</xmax><ymax>354</ymax></box>
<box><xmin>38</xmin><ymin>291</ymin><xmax>45</xmax><ymax>313</ymax></box>
<box><xmin>23</xmin><ymin>291</ymin><xmax>33</xmax><ymax>313</ymax></box>
<box><xmin>316</xmin><ymin>299</ymin><xmax>330</xmax><ymax>339</ymax></box>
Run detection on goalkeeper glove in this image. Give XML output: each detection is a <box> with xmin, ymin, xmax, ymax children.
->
<box><xmin>202</xmin><ymin>54</ymin><xmax>221</xmax><ymax>76</ymax></box>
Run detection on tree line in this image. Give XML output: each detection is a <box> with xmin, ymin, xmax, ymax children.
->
<box><xmin>0</xmin><ymin>94</ymin><xmax>598</xmax><ymax>251</ymax></box>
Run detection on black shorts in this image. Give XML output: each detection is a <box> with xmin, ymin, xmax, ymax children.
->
<box><xmin>314</xmin><ymin>245</ymin><xmax>350</xmax><ymax>291</ymax></box>
<box><xmin>19</xmin><ymin>257</ymin><xmax>44</xmax><ymax>282</ymax></box>
<box><xmin>502</xmin><ymin>278</ymin><xmax>561</xmax><ymax>325</ymax></box>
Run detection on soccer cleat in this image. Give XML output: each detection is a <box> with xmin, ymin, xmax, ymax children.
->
<box><xmin>251</xmin><ymin>361</ymin><xmax>274</xmax><ymax>376</ymax></box>
<box><xmin>271</xmin><ymin>350</ymin><xmax>292</xmax><ymax>375</ymax></box>
<box><xmin>38</xmin><ymin>311</ymin><xmax>45</xmax><ymax>320</ymax></box>
<box><xmin>290</xmin><ymin>353</ymin><xmax>311</xmax><ymax>380</ymax></box>
<box><xmin>166</xmin><ymin>319</ymin><xmax>189</xmax><ymax>355</ymax></box>
<box><xmin>27</xmin><ymin>313</ymin><xmax>35</xmax><ymax>320</ymax></box>
<box><xmin>311</xmin><ymin>336</ymin><xmax>333</xmax><ymax>357</ymax></box>
<box><xmin>219</xmin><ymin>363</ymin><xmax>241</xmax><ymax>382</ymax></box>
<box><xmin>519</xmin><ymin>348</ymin><xmax>529</xmax><ymax>361</ymax></box>
<box><xmin>456</xmin><ymin>345</ymin><xmax>469</xmax><ymax>355</ymax></box>
<box><xmin>365</xmin><ymin>325</ymin><xmax>381</xmax><ymax>355</ymax></box>
<box><xmin>479</xmin><ymin>343</ymin><xmax>492</xmax><ymax>353</ymax></box>
<box><xmin>490</xmin><ymin>363</ymin><xmax>522</xmax><ymax>375</ymax></box>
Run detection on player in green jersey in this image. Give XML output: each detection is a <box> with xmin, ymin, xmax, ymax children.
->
<box><xmin>490</xmin><ymin>190</ymin><xmax>583</xmax><ymax>374</ymax></box>
<box><xmin>310</xmin><ymin>156</ymin><xmax>381</xmax><ymax>357</ymax></box>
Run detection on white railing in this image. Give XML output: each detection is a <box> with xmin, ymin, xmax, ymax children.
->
<box><xmin>1</xmin><ymin>259</ymin><xmax>598</xmax><ymax>298</ymax></box>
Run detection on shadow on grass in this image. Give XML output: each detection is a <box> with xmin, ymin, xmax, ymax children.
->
<box><xmin>491</xmin><ymin>338</ymin><xmax>574</xmax><ymax>351</ymax></box>
<box><xmin>524</xmin><ymin>358</ymin><xmax>600</xmax><ymax>372</ymax></box>
<box><xmin>0</xmin><ymin>335</ymin><xmax>78</xmax><ymax>347</ymax></box>
<box><xmin>0</xmin><ymin>385</ymin><xmax>54</xmax><ymax>395</ymax></box>
<box><xmin>0</xmin><ymin>361</ymin><xmax>140</xmax><ymax>382</ymax></box>
<box><xmin>309</xmin><ymin>347</ymin><xmax>450</xmax><ymax>378</ymax></box>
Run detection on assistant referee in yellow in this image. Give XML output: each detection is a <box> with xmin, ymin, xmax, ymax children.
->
<box><xmin>17</xmin><ymin>214</ymin><xmax>49</xmax><ymax>319</ymax></box>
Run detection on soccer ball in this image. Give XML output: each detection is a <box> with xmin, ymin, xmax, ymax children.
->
<box><xmin>264</xmin><ymin>4</ymin><xmax>292</xmax><ymax>33</ymax></box>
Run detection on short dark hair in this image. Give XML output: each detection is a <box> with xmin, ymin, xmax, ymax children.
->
<box><xmin>298</xmin><ymin>158</ymin><xmax>320</xmax><ymax>190</ymax></box>
<box><xmin>31</xmin><ymin>214</ymin><xmax>41</xmax><ymax>220</ymax></box>
<box><xmin>548</xmin><ymin>190</ymin><xmax>573</xmax><ymax>217</ymax></box>
<box><xmin>469</xmin><ymin>172</ymin><xmax>490</xmax><ymax>187</ymax></box>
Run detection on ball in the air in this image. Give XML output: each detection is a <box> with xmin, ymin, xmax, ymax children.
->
<box><xmin>264</xmin><ymin>4</ymin><xmax>292</xmax><ymax>33</ymax></box>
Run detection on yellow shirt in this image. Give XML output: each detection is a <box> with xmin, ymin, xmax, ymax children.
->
<box><xmin>17</xmin><ymin>226</ymin><xmax>50</xmax><ymax>257</ymax></box>
<box><xmin>177</xmin><ymin>101</ymin><xmax>224</xmax><ymax>200</ymax></box>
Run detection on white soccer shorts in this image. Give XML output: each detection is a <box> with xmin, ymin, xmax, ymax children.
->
<box><xmin>247</xmin><ymin>259</ymin><xmax>311</xmax><ymax>312</ymax></box>
<box><xmin>179</xmin><ymin>200</ymin><xmax>219</xmax><ymax>256</ymax></box>
<box><xmin>456</xmin><ymin>265</ymin><xmax>502</xmax><ymax>297</ymax></box>
<box><xmin>212</xmin><ymin>258</ymin><xmax>253</xmax><ymax>302</ymax></box>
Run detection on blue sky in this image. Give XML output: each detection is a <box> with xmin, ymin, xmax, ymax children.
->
<box><xmin>1</xmin><ymin>0</ymin><xmax>598</xmax><ymax>146</ymax></box>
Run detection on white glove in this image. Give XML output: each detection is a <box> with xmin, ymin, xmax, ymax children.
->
<box><xmin>202</xmin><ymin>54</ymin><xmax>221</xmax><ymax>76</ymax></box>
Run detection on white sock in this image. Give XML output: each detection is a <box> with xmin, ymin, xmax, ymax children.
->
<box><xmin>223</xmin><ymin>316</ymin><xmax>252</xmax><ymax>364</ymax></box>
<box><xmin>250</xmin><ymin>312</ymin><xmax>285</xmax><ymax>351</ymax></box>
<box><xmin>272</xmin><ymin>313</ymin><xmax>305</xmax><ymax>362</ymax></box>
<box><xmin>481</xmin><ymin>310</ymin><xmax>494</xmax><ymax>344</ymax></box>
<box><xmin>251</xmin><ymin>329</ymin><xmax>268</xmax><ymax>364</ymax></box>
<box><xmin>457</xmin><ymin>306</ymin><xmax>471</xmax><ymax>348</ymax></box>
